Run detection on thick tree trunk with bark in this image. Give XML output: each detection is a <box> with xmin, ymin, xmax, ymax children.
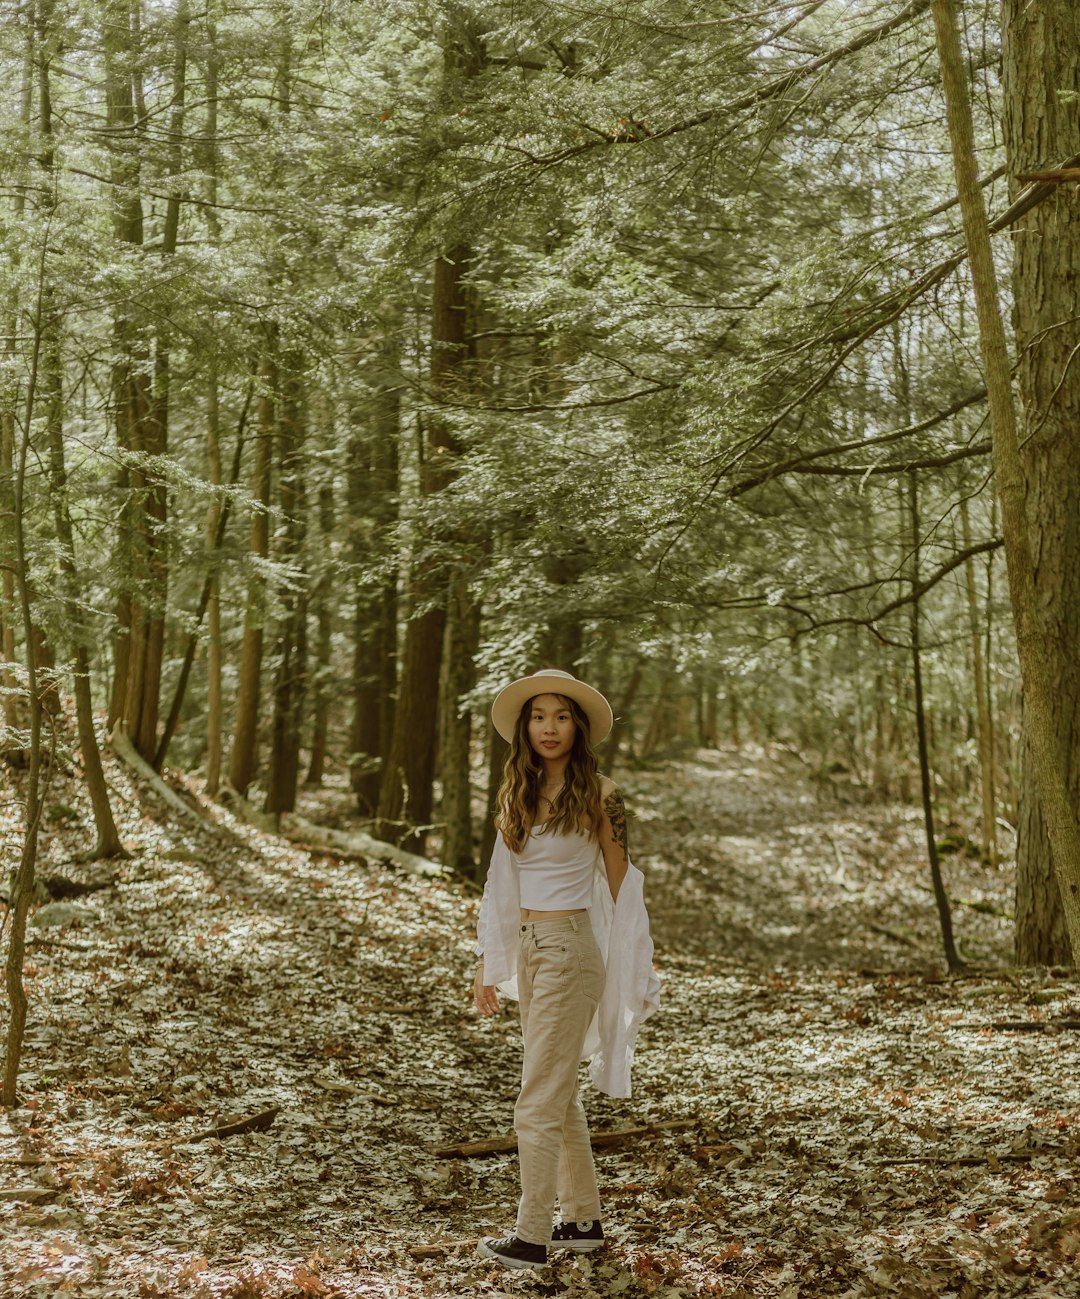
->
<box><xmin>101</xmin><ymin>0</ymin><xmax>164</xmax><ymax>763</ymax></box>
<box><xmin>348</xmin><ymin>354</ymin><xmax>399</xmax><ymax>815</ymax></box>
<box><xmin>228</xmin><ymin>341</ymin><xmax>275</xmax><ymax>796</ymax></box>
<box><xmin>440</xmin><ymin>565</ymin><xmax>480</xmax><ymax>873</ymax></box>
<box><xmin>931</xmin><ymin>0</ymin><xmax>1080</xmax><ymax>961</ymax></box>
<box><xmin>41</xmin><ymin>317</ymin><xmax>124</xmax><ymax>858</ymax></box>
<box><xmin>377</xmin><ymin>248</ymin><xmax>472</xmax><ymax>851</ymax></box>
<box><xmin>1001</xmin><ymin>0</ymin><xmax>1080</xmax><ymax>964</ymax></box>
<box><xmin>265</xmin><ymin>356</ymin><xmax>308</xmax><ymax>816</ymax></box>
<box><xmin>33</xmin><ymin>0</ymin><xmax>123</xmax><ymax>858</ymax></box>
<box><xmin>305</xmin><ymin>482</ymin><xmax>334</xmax><ymax>786</ymax></box>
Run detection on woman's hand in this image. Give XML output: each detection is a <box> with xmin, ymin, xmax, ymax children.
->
<box><xmin>474</xmin><ymin>965</ymin><xmax>500</xmax><ymax>1016</ymax></box>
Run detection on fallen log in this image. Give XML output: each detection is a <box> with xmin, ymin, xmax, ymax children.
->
<box><xmin>0</xmin><ymin>1186</ymin><xmax>57</xmax><ymax>1203</ymax></box>
<box><xmin>282</xmin><ymin>813</ymin><xmax>445</xmax><ymax>879</ymax></box>
<box><xmin>109</xmin><ymin>726</ymin><xmax>207</xmax><ymax>827</ymax></box>
<box><xmin>221</xmin><ymin>790</ymin><xmax>444</xmax><ymax>879</ymax></box>
<box><xmin>435</xmin><ymin>1117</ymin><xmax>698</xmax><ymax>1159</ymax></box>
<box><xmin>150</xmin><ymin>1104</ymin><xmax>281</xmax><ymax>1150</ymax></box>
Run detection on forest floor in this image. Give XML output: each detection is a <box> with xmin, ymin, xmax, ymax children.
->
<box><xmin>2</xmin><ymin>737</ymin><xmax>1080</xmax><ymax>1299</ymax></box>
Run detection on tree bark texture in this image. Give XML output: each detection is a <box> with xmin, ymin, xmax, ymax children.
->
<box><xmin>265</xmin><ymin>355</ymin><xmax>308</xmax><ymax>816</ymax></box>
<box><xmin>960</xmin><ymin>498</ymin><xmax>997</xmax><ymax>869</ymax></box>
<box><xmin>439</xmin><ymin>564</ymin><xmax>480</xmax><ymax>873</ymax></box>
<box><xmin>33</xmin><ymin>0</ymin><xmax>123</xmax><ymax>857</ymax></box>
<box><xmin>41</xmin><ymin>311</ymin><xmax>123</xmax><ymax>858</ymax></box>
<box><xmin>377</xmin><ymin>248</ymin><xmax>472</xmax><ymax>851</ymax></box>
<box><xmin>909</xmin><ymin>472</ymin><xmax>960</xmax><ymax>969</ymax></box>
<box><xmin>348</xmin><ymin>353</ymin><xmax>399</xmax><ymax>816</ymax></box>
<box><xmin>931</xmin><ymin>0</ymin><xmax>1080</xmax><ymax>961</ymax></box>
<box><xmin>204</xmin><ymin>363</ymin><xmax>223</xmax><ymax>794</ymax></box>
<box><xmin>0</xmin><ymin>13</ymin><xmax>33</xmax><ymax>736</ymax></box>
<box><xmin>102</xmin><ymin>0</ymin><xmax>165</xmax><ymax>762</ymax></box>
<box><xmin>1001</xmin><ymin>0</ymin><xmax>1080</xmax><ymax>964</ymax></box>
<box><xmin>228</xmin><ymin>339</ymin><xmax>275</xmax><ymax>796</ymax></box>
<box><xmin>305</xmin><ymin>481</ymin><xmax>334</xmax><ymax>786</ymax></box>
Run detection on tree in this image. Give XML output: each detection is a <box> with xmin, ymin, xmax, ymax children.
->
<box><xmin>1000</xmin><ymin>0</ymin><xmax>1080</xmax><ymax>964</ymax></box>
<box><xmin>930</xmin><ymin>0</ymin><xmax>1080</xmax><ymax>959</ymax></box>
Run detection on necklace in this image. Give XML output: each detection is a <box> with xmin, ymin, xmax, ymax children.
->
<box><xmin>539</xmin><ymin>783</ymin><xmax>563</xmax><ymax>809</ymax></box>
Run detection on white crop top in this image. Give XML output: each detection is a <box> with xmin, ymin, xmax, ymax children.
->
<box><xmin>516</xmin><ymin>825</ymin><xmax>599</xmax><ymax>910</ymax></box>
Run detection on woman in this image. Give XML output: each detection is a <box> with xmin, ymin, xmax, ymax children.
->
<box><xmin>473</xmin><ymin>668</ymin><xmax>658</xmax><ymax>1272</ymax></box>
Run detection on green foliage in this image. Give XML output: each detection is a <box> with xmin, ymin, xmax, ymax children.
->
<box><xmin>0</xmin><ymin>0</ymin><xmax>1016</xmax><ymax>801</ymax></box>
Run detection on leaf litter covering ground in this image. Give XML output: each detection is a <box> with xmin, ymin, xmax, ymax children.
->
<box><xmin>2</xmin><ymin>742</ymin><xmax>1079</xmax><ymax>1298</ymax></box>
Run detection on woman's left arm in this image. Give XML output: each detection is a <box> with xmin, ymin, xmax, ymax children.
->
<box><xmin>598</xmin><ymin>777</ymin><xmax>630</xmax><ymax>902</ymax></box>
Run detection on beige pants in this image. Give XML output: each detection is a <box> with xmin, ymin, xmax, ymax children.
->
<box><xmin>514</xmin><ymin>912</ymin><xmax>606</xmax><ymax>1245</ymax></box>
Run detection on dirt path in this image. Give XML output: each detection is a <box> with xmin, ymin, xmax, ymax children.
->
<box><xmin>2</xmin><ymin>745</ymin><xmax>1077</xmax><ymax>1298</ymax></box>
<box><xmin>630</xmin><ymin>744</ymin><xmax>1013</xmax><ymax>970</ymax></box>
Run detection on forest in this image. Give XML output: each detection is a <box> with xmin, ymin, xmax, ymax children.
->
<box><xmin>2</xmin><ymin>0</ymin><xmax>1080</xmax><ymax>1294</ymax></box>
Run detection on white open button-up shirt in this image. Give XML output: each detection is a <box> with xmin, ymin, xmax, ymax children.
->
<box><xmin>476</xmin><ymin>830</ymin><xmax>660</xmax><ymax>1098</ymax></box>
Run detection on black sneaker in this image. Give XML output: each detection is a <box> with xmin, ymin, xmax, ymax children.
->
<box><xmin>551</xmin><ymin>1219</ymin><xmax>604</xmax><ymax>1252</ymax></box>
<box><xmin>476</xmin><ymin>1234</ymin><xmax>548</xmax><ymax>1270</ymax></box>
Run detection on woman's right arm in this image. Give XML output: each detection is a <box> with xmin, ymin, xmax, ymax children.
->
<box><xmin>473</xmin><ymin>963</ymin><xmax>500</xmax><ymax>1015</ymax></box>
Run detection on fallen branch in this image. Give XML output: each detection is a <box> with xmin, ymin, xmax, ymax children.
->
<box><xmin>869</xmin><ymin>922</ymin><xmax>918</xmax><ymax>947</ymax></box>
<box><xmin>109</xmin><ymin>725</ymin><xmax>207</xmax><ymax>827</ymax></box>
<box><xmin>0</xmin><ymin>1186</ymin><xmax>56</xmax><ymax>1202</ymax></box>
<box><xmin>435</xmin><ymin>1118</ymin><xmax>698</xmax><ymax>1159</ymax></box>
<box><xmin>220</xmin><ymin>789</ymin><xmax>444</xmax><ymax>878</ymax></box>
<box><xmin>282</xmin><ymin>813</ymin><xmax>445</xmax><ymax>879</ymax></box>
<box><xmin>989</xmin><ymin>1020</ymin><xmax>1080</xmax><ymax>1033</ymax></box>
<box><xmin>148</xmin><ymin>1104</ymin><xmax>280</xmax><ymax>1150</ymax></box>
<box><xmin>879</xmin><ymin>1150</ymin><xmax>1063</xmax><ymax>1166</ymax></box>
<box><xmin>407</xmin><ymin>1242</ymin><xmax>474</xmax><ymax>1259</ymax></box>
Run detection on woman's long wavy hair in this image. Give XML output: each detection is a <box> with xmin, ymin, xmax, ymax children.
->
<box><xmin>495</xmin><ymin>694</ymin><xmax>603</xmax><ymax>854</ymax></box>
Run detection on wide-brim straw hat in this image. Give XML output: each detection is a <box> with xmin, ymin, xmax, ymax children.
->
<box><xmin>491</xmin><ymin>668</ymin><xmax>613</xmax><ymax>745</ymax></box>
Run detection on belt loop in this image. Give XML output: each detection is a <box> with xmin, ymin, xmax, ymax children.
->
<box><xmin>570</xmin><ymin>914</ymin><xmax>580</xmax><ymax>932</ymax></box>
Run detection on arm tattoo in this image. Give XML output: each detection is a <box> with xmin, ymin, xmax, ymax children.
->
<box><xmin>603</xmin><ymin>789</ymin><xmax>629</xmax><ymax>863</ymax></box>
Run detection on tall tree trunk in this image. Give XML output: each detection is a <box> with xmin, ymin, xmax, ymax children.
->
<box><xmin>377</xmin><ymin>248</ymin><xmax>472</xmax><ymax>851</ymax></box>
<box><xmin>202</xmin><ymin>8</ymin><xmax>223</xmax><ymax>791</ymax></box>
<box><xmin>34</xmin><ymin>0</ymin><xmax>123</xmax><ymax>858</ymax></box>
<box><xmin>305</xmin><ymin>481</ymin><xmax>334</xmax><ymax>786</ymax></box>
<box><xmin>961</xmin><ymin>498</ymin><xmax>997</xmax><ymax>869</ymax></box>
<box><xmin>265</xmin><ymin>354</ymin><xmax>308</xmax><ymax>815</ymax></box>
<box><xmin>132</xmin><ymin>0</ymin><xmax>189</xmax><ymax>766</ymax></box>
<box><xmin>205</xmin><ymin>362</ymin><xmax>223</xmax><ymax>792</ymax></box>
<box><xmin>40</xmin><ymin>307</ymin><xmax>124</xmax><ymax>859</ymax></box>
<box><xmin>479</xmin><ymin>724</ymin><xmax>510</xmax><ymax>878</ymax></box>
<box><xmin>0</xmin><ymin>11</ymin><xmax>34</xmax><ymax>737</ymax></box>
<box><xmin>932</xmin><ymin>0</ymin><xmax>1080</xmax><ymax>960</ymax></box>
<box><xmin>606</xmin><ymin>658</ymin><xmax>644</xmax><ymax>776</ymax></box>
<box><xmin>4</xmin><ymin>122</ymin><xmax>49</xmax><ymax>1104</ymax></box>
<box><xmin>155</xmin><ymin>390</ymin><xmax>249</xmax><ymax>772</ymax></box>
<box><xmin>102</xmin><ymin>0</ymin><xmax>157</xmax><ymax>756</ymax></box>
<box><xmin>999</xmin><ymin>0</ymin><xmax>1080</xmax><ymax>964</ymax></box>
<box><xmin>348</xmin><ymin>349</ymin><xmax>400</xmax><ymax>815</ymax></box>
<box><xmin>909</xmin><ymin>472</ymin><xmax>961</xmax><ymax>970</ymax></box>
<box><xmin>228</xmin><ymin>337</ymin><xmax>275</xmax><ymax>795</ymax></box>
<box><xmin>440</xmin><ymin>564</ymin><xmax>480</xmax><ymax>872</ymax></box>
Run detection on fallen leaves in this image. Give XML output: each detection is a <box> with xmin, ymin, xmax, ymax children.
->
<box><xmin>2</xmin><ymin>743</ymin><xmax>1079</xmax><ymax>1296</ymax></box>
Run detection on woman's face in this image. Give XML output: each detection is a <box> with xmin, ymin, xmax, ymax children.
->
<box><xmin>527</xmin><ymin>694</ymin><xmax>576</xmax><ymax>763</ymax></box>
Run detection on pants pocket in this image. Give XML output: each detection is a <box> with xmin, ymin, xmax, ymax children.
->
<box><xmin>577</xmin><ymin>945</ymin><xmax>605</xmax><ymax>1004</ymax></box>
